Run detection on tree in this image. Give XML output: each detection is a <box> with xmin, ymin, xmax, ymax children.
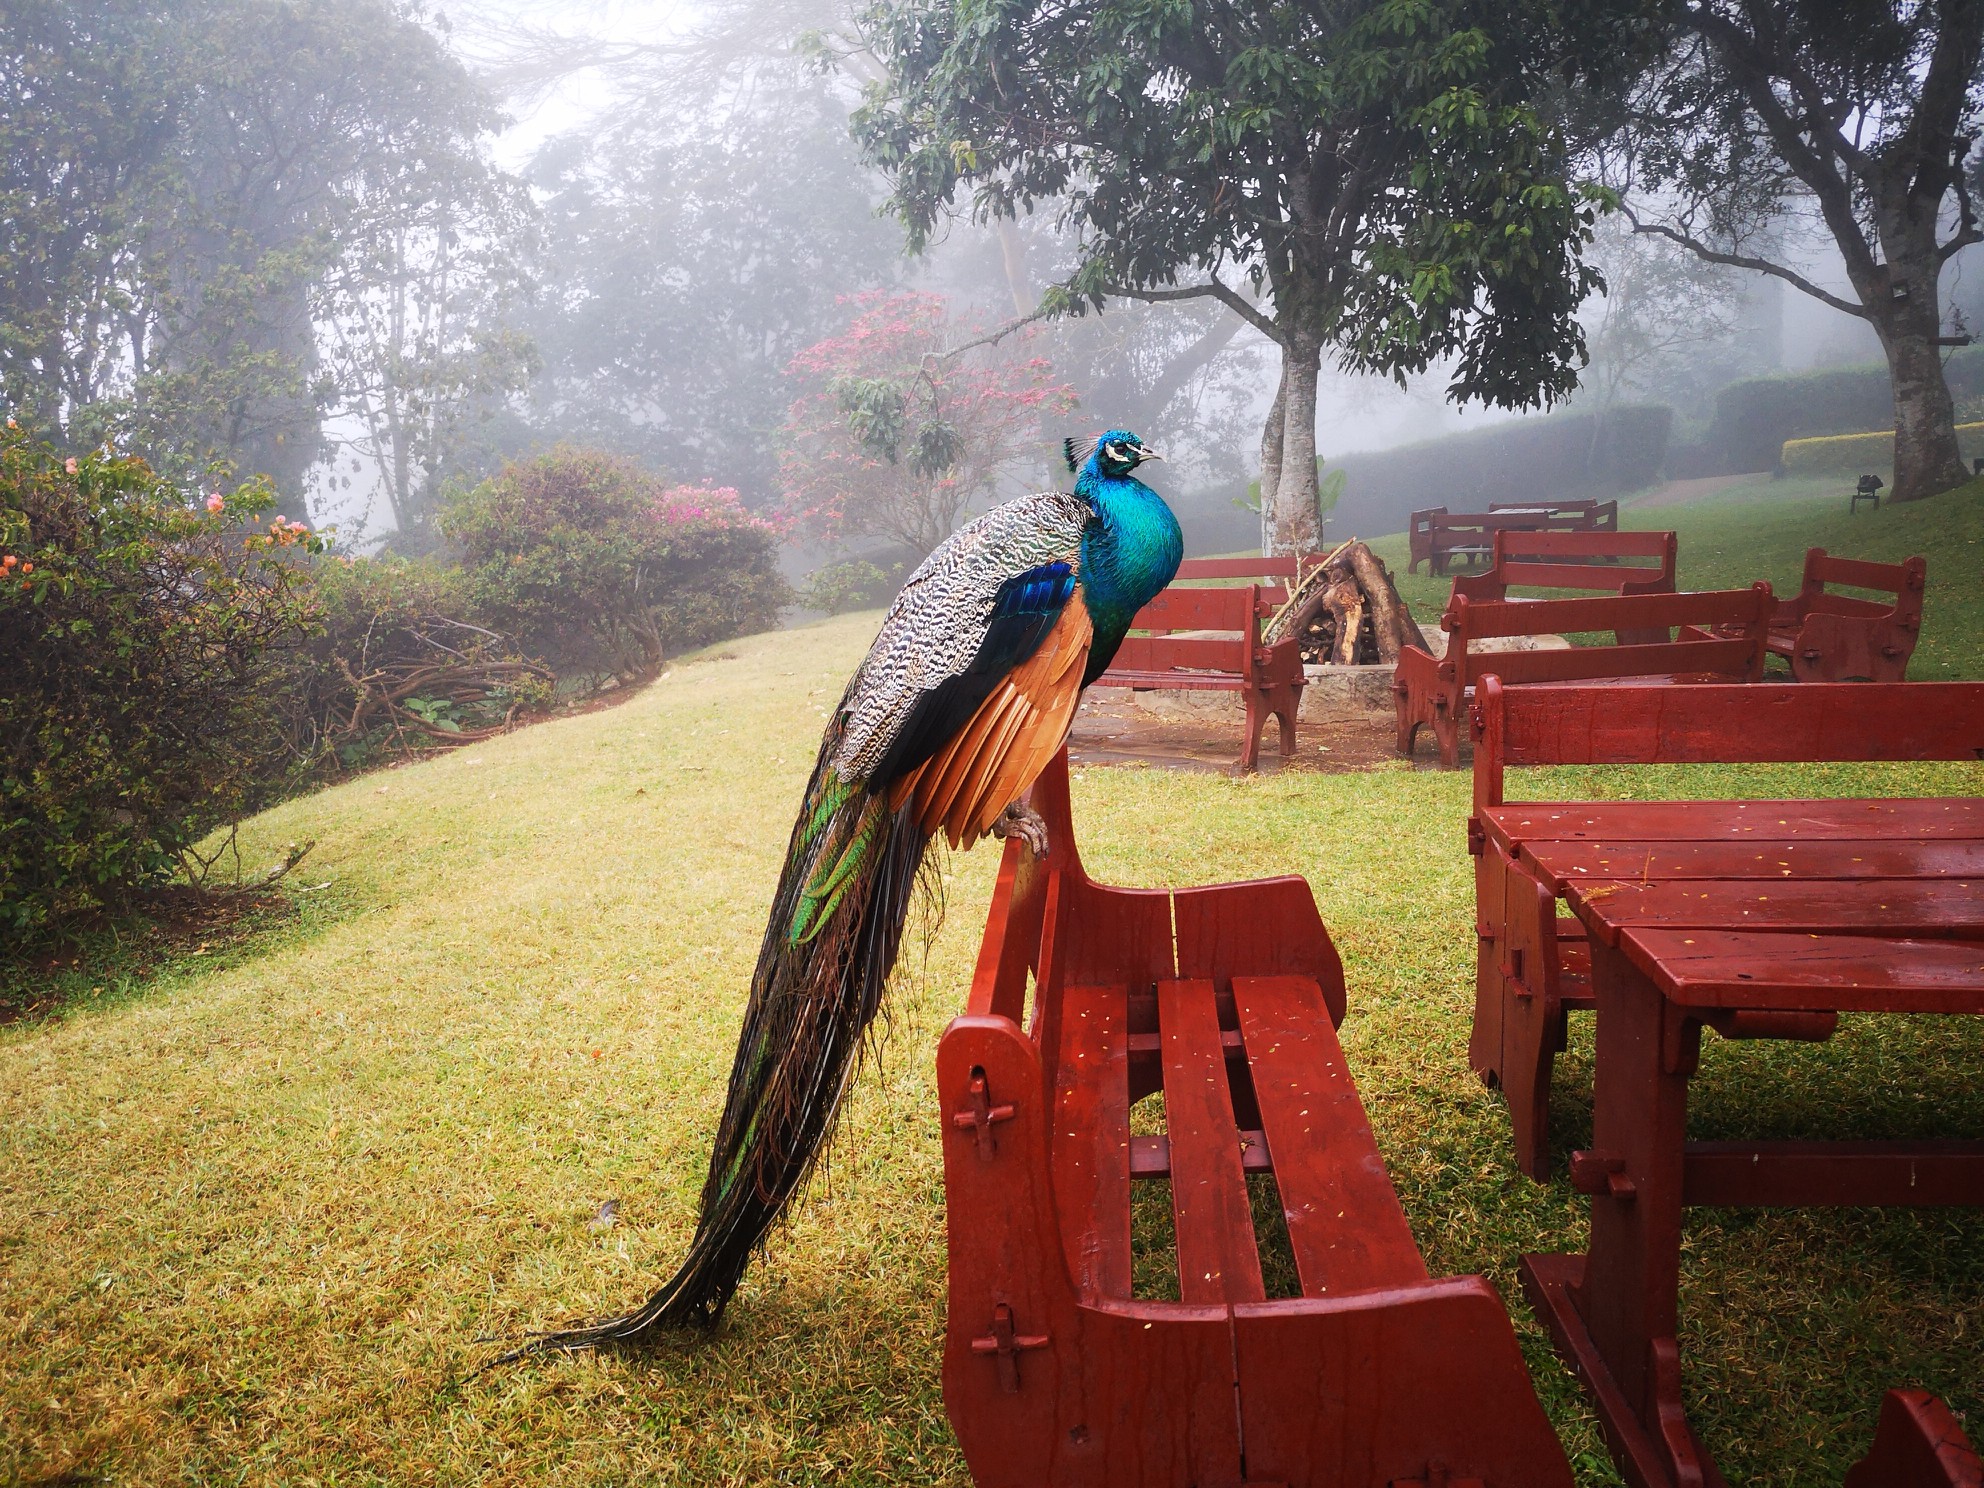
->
<box><xmin>779</xmin><ymin>292</ymin><xmax>1076</xmax><ymax>556</ymax></box>
<box><xmin>1598</xmin><ymin>0</ymin><xmax>1984</xmax><ymax>500</ymax></box>
<box><xmin>0</xmin><ymin>0</ymin><xmax>529</xmax><ymax>524</ymax></box>
<box><xmin>519</xmin><ymin>81</ymin><xmax>901</xmax><ymax>501</ymax></box>
<box><xmin>1578</xmin><ymin>213</ymin><xmax>1755</xmax><ymax>418</ymax></box>
<box><xmin>854</xmin><ymin>0</ymin><xmax>1616</xmax><ymax>552</ymax></box>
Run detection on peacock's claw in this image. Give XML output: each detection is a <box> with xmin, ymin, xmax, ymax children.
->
<box><xmin>991</xmin><ymin>800</ymin><xmax>1051</xmax><ymax>859</ymax></box>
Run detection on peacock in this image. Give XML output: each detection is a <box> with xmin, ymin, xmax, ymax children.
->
<box><xmin>519</xmin><ymin>430</ymin><xmax>1181</xmax><ymax>1353</ymax></box>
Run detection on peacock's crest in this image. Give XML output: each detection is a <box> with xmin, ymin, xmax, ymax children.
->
<box><xmin>1063</xmin><ymin>435</ymin><xmax>1099</xmax><ymax>475</ymax></box>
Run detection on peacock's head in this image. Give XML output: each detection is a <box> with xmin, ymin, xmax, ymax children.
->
<box><xmin>1064</xmin><ymin>429</ymin><xmax>1161</xmax><ymax>479</ymax></box>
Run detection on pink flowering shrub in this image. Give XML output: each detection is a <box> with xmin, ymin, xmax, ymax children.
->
<box><xmin>440</xmin><ymin>447</ymin><xmax>789</xmax><ymax>681</ymax></box>
<box><xmin>0</xmin><ymin>422</ymin><xmax>324</xmax><ymax>936</ymax></box>
<box><xmin>779</xmin><ymin>292</ymin><xmax>1076</xmax><ymax>557</ymax></box>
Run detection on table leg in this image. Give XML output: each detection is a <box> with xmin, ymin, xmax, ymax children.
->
<box><xmin>1523</xmin><ymin>939</ymin><xmax>1720</xmax><ymax>1488</ymax></box>
<box><xmin>1469</xmin><ymin>846</ymin><xmax>1509</xmax><ymax>1088</ymax></box>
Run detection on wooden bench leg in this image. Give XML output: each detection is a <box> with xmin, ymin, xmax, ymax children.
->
<box><xmin>1241</xmin><ymin>691</ymin><xmax>1266</xmax><ymax>773</ymax></box>
<box><xmin>1273</xmin><ymin>685</ymin><xmax>1299</xmax><ymax>761</ymax></box>
<box><xmin>1434</xmin><ymin>701</ymin><xmax>1462</xmax><ymax>770</ymax></box>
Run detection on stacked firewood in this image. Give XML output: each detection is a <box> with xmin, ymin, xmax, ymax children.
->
<box><xmin>1264</xmin><ymin>540</ymin><xmax>1428</xmax><ymax>666</ymax></box>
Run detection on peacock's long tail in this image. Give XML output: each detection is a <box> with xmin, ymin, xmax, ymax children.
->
<box><xmin>517</xmin><ymin>716</ymin><xmax>927</xmax><ymax>1353</ymax></box>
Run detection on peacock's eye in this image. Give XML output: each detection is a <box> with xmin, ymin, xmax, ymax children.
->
<box><xmin>1105</xmin><ymin>442</ymin><xmax>1126</xmax><ymax>460</ymax></box>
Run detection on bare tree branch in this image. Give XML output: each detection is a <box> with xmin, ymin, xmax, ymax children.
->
<box><xmin>1622</xmin><ymin>206</ymin><xmax>1869</xmax><ymax>318</ymax></box>
<box><xmin>1102</xmin><ymin>278</ymin><xmax>1283</xmax><ymax>344</ymax></box>
<box><xmin>933</xmin><ymin>302</ymin><xmax>1060</xmax><ymax>363</ymax></box>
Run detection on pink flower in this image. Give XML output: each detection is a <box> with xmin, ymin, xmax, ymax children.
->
<box><xmin>64</xmin><ymin>457</ymin><xmax>77</xmax><ymax>474</ymax></box>
<box><xmin>205</xmin><ymin>493</ymin><xmax>225</xmax><ymax>513</ymax></box>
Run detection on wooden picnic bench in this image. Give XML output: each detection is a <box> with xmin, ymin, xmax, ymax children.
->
<box><xmin>1740</xmin><ymin>546</ymin><xmax>1928</xmax><ymax>682</ymax></box>
<box><xmin>1464</xmin><ymin>678</ymin><xmax>1984</xmax><ymax>1488</ymax></box>
<box><xmin>1408</xmin><ymin>502</ymin><xmax>1621</xmax><ymax>576</ymax></box>
<box><xmin>939</xmin><ymin>749</ymin><xmax>1577</xmax><ymax>1488</ymax></box>
<box><xmin>1466</xmin><ymin>676</ymin><xmax>1984</xmax><ymax>1181</ymax></box>
<box><xmin>1094</xmin><ymin>575</ymin><xmax>1307</xmax><ymax>774</ymax></box>
<box><xmin>1394</xmin><ymin>585</ymin><xmax>1775</xmax><ymax>769</ymax></box>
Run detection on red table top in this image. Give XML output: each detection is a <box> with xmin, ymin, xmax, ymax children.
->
<box><xmin>1489</xmin><ymin>796</ymin><xmax>1984</xmax><ymax>1014</ymax></box>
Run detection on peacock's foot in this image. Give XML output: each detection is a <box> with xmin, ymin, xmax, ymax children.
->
<box><xmin>990</xmin><ymin>800</ymin><xmax>1050</xmax><ymax>859</ymax></box>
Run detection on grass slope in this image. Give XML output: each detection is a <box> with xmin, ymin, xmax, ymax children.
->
<box><xmin>4</xmin><ymin>616</ymin><xmax>1981</xmax><ymax>1487</ymax></box>
<box><xmin>1371</xmin><ymin>472</ymin><xmax>1984</xmax><ymax>678</ymax></box>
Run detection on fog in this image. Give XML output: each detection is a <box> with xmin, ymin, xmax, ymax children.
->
<box><xmin>12</xmin><ymin>0</ymin><xmax>1977</xmax><ymax>559</ymax></box>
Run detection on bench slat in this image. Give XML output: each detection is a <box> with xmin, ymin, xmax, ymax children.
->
<box><xmin>1108</xmin><ymin>635</ymin><xmax>1249</xmax><ymax>674</ymax></box>
<box><xmin>1134</xmin><ymin>585</ymin><xmax>1256</xmax><ymax>632</ymax></box>
<box><xmin>1157</xmin><ymin>977</ymin><xmax>1265</xmax><ymax>1304</ymax></box>
<box><xmin>1564</xmin><ymin>876</ymin><xmax>1984</xmax><ymax>947</ymax></box>
<box><xmin>1520</xmin><ymin>838</ymin><xmax>1984</xmax><ymax>891</ymax></box>
<box><xmin>1232</xmin><ymin>975</ymin><xmax>1427</xmax><ymax>1296</ymax></box>
<box><xmin>1094</xmin><ymin>669</ymin><xmax>1246</xmax><ymax>692</ymax></box>
<box><xmin>1468</xmin><ymin>636</ymin><xmax>1760</xmax><ymax>685</ymax></box>
<box><xmin>1051</xmin><ymin>980</ymin><xmax>1132</xmax><ymax>1300</ymax></box>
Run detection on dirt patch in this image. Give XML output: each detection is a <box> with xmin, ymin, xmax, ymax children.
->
<box><xmin>1069</xmin><ymin>691</ymin><xmax>1410</xmax><ymax>775</ymax></box>
<box><xmin>0</xmin><ymin>885</ymin><xmax>294</xmax><ymax>1024</ymax></box>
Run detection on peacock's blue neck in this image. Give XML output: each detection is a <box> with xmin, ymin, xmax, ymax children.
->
<box><xmin>1077</xmin><ymin>467</ymin><xmax>1183</xmax><ymax>673</ymax></box>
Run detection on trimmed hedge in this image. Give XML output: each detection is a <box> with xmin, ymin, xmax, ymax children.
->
<box><xmin>1329</xmin><ymin>404</ymin><xmax>1671</xmax><ymax>540</ymax></box>
<box><xmin>1670</xmin><ymin>348</ymin><xmax>1984</xmax><ymax>476</ymax></box>
<box><xmin>1780</xmin><ymin>421</ymin><xmax>1984</xmax><ymax>475</ymax></box>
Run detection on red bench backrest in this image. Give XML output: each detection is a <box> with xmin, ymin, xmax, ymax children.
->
<box><xmin>1471</xmin><ymin>676</ymin><xmax>1984</xmax><ymax>812</ymax></box>
<box><xmin>1796</xmin><ymin>547</ymin><xmax>1928</xmax><ymax>624</ymax></box>
<box><xmin>1108</xmin><ymin>583</ymin><xmax>1257</xmax><ymax>678</ymax></box>
<box><xmin>1452</xmin><ymin>528</ymin><xmax>1677</xmax><ymax>605</ymax></box>
<box><xmin>1441</xmin><ymin>585</ymin><xmax>1772</xmax><ymax>690</ymax></box>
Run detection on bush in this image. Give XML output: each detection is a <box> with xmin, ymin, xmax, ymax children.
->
<box><xmin>441</xmin><ymin>448</ymin><xmax>790</xmax><ymax>680</ymax></box>
<box><xmin>799</xmin><ymin>558</ymin><xmax>896</xmax><ymax>614</ymax></box>
<box><xmin>1780</xmin><ymin>421</ymin><xmax>1984</xmax><ymax>475</ymax></box>
<box><xmin>0</xmin><ymin>424</ymin><xmax>322</xmax><ymax>937</ymax></box>
<box><xmin>285</xmin><ymin>556</ymin><xmax>555</xmax><ymax>771</ymax></box>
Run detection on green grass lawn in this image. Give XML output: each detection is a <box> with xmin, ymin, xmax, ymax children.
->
<box><xmin>1369</xmin><ymin>471</ymin><xmax>1984</xmax><ymax>679</ymax></box>
<box><xmin>4</xmin><ymin>612</ymin><xmax>1980</xmax><ymax>1487</ymax></box>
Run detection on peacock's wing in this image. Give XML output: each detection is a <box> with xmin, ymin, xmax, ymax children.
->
<box><xmin>831</xmin><ymin>490</ymin><xmax>1096</xmax><ymax>847</ymax></box>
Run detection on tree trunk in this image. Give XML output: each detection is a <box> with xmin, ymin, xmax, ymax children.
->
<box><xmin>1268</xmin><ymin>341</ymin><xmax>1322</xmax><ymax>554</ymax></box>
<box><xmin>1872</xmin><ymin>258</ymin><xmax>1970</xmax><ymax>500</ymax></box>
<box><xmin>994</xmin><ymin>219</ymin><xmax>1033</xmax><ymax>318</ymax></box>
<box><xmin>1257</xmin><ymin>365</ymin><xmax>1287</xmax><ymax>555</ymax></box>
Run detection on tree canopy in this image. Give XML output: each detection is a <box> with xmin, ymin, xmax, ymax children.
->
<box><xmin>1595</xmin><ymin>0</ymin><xmax>1984</xmax><ymax>499</ymax></box>
<box><xmin>854</xmin><ymin>0</ymin><xmax>1618</xmax><ymax>550</ymax></box>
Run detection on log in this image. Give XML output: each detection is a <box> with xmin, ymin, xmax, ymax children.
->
<box><xmin>1323</xmin><ymin>578</ymin><xmax>1365</xmax><ymax>666</ymax></box>
<box><xmin>1342</xmin><ymin>542</ymin><xmax>1427</xmax><ymax>661</ymax></box>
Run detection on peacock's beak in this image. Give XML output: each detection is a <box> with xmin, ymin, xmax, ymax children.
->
<box><xmin>1138</xmin><ymin>448</ymin><xmax>1164</xmax><ymax>462</ymax></box>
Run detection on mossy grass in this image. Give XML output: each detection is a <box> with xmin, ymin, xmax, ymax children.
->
<box><xmin>3</xmin><ymin>612</ymin><xmax>1979</xmax><ymax>1486</ymax></box>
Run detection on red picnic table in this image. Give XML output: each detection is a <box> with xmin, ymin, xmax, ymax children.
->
<box><xmin>1475</xmin><ymin>796</ymin><xmax>1984</xmax><ymax>1488</ymax></box>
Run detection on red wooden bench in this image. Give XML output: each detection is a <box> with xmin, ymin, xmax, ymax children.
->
<box><xmin>1847</xmin><ymin>1390</ymin><xmax>1983</xmax><ymax>1488</ymax></box>
<box><xmin>1408</xmin><ymin>503</ymin><xmax>1621</xmax><ymax>576</ymax></box>
<box><xmin>1466</xmin><ymin>676</ymin><xmax>1984</xmax><ymax>1181</ymax></box>
<box><xmin>939</xmin><ymin>750</ymin><xmax>1577</xmax><ymax>1488</ymax></box>
<box><xmin>1752</xmin><ymin>547</ymin><xmax>1928</xmax><ymax>682</ymax></box>
<box><xmin>1094</xmin><ymin>581</ymin><xmax>1305</xmax><ymax>773</ymax></box>
<box><xmin>1393</xmin><ymin>585</ymin><xmax>1775</xmax><ymax>769</ymax></box>
<box><xmin>1448</xmin><ymin>528</ymin><xmax>1678</xmax><ymax>607</ymax></box>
